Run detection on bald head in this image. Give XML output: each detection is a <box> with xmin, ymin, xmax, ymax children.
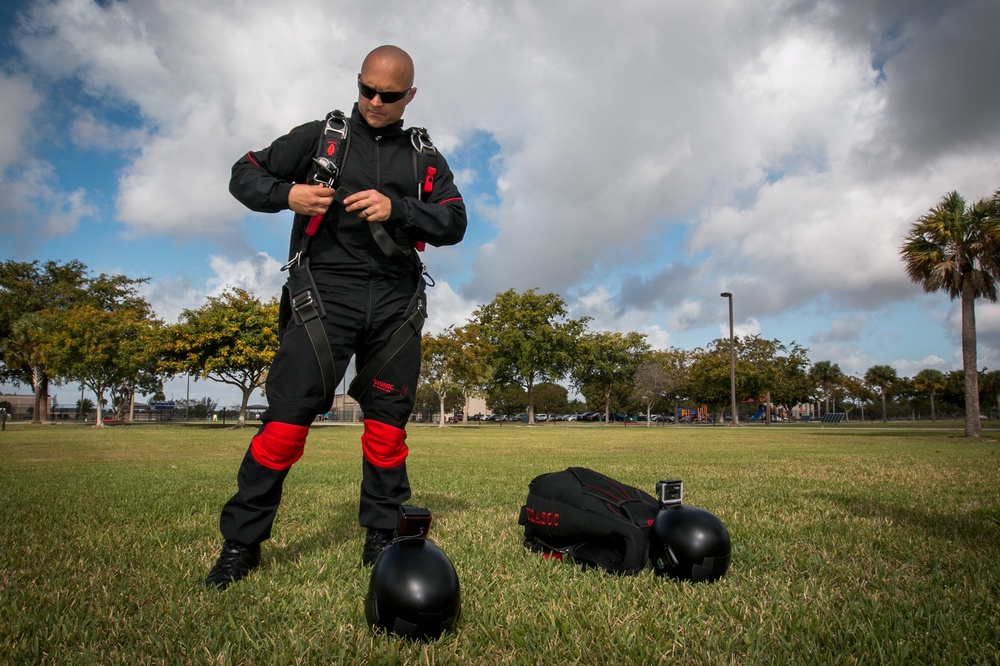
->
<box><xmin>357</xmin><ymin>45</ymin><xmax>416</xmax><ymax>128</ymax></box>
<box><xmin>361</xmin><ymin>45</ymin><xmax>415</xmax><ymax>89</ymax></box>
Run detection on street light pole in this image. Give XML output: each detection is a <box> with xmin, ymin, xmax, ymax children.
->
<box><xmin>720</xmin><ymin>292</ymin><xmax>738</xmax><ymax>426</ymax></box>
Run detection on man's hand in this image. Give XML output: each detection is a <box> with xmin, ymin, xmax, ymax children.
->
<box><xmin>344</xmin><ymin>190</ymin><xmax>391</xmax><ymax>223</ymax></box>
<box><xmin>289</xmin><ymin>184</ymin><xmax>335</xmax><ymax>216</ymax></box>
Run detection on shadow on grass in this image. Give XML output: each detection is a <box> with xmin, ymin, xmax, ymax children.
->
<box><xmin>815</xmin><ymin>491</ymin><xmax>1000</xmax><ymax>547</ymax></box>
<box><xmin>271</xmin><ymin>492</ymin><xmax>474</xmax><ymax>566</ymax></box>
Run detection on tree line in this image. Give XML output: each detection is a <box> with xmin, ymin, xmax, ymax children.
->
<box><xmin>3</xmin><ymin>186</ymin><xmax>998</xmax><ymax>433</ymax></box>
<box><xmin>2</xmin><ymin>258</ymin><xmax>986</xmax><ymax>430</ymax></box>
<box><xmin>414</xmin><ymin>288</ymin><xmax>1000</xmax><ymax>427</ymax></box>
<box><xmin>0</xmin><ymin>259</ymin><xmax>277</xmax><ymax>427</ymax></box>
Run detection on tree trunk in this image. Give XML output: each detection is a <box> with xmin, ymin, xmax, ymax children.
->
<box><xmin>438</xmin><ymin>390</ymin><xmax>446</xmax><ymax>428</ymax></box>
<box><xmin>95</xmin><ymin>388</ymin><xmax>105</xmax><ymax>427</ymax></box>
<box><xmin>930</xmin><ymin>391</ymin><xmax>937</xmax><ymax>421</ymax></box>
<box><xmin>31</xmin><ymin>366</ymin><xmax>48</xmax><ymax>424</ymax></box>
<box><xmin>238</xmin><ymin>388</ymin><xmax>252</xmax><ymax>428</ymax></box>
<box><xmin>961</xmin><ymin>278</ymin><xmax>981</xmax><ymax>436</ymax></box>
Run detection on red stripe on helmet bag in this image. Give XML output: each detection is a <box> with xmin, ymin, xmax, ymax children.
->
<box><xmin>250</xmin><ymin>422</ymin><xmax>309</xmax><ymax>471</ymax></box>
<box><xmin>361</xmin><ymin>419</ymin><xmax>408</xmax><ymax>468</ymax></box>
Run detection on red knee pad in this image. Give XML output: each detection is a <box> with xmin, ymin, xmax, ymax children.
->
<box><xmin>250</xmin><ymin>422</ymin><xmax>309</xmax><ymax>471</ymax></box>
<box><xmin>361</xmin><ymin>419</ymin><xmax>408</xmax><ymax>468</ymax></box>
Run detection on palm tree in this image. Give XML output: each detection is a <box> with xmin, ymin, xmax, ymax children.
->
<box><xmin>808</xmin><ymin>360</ymin><xmax>844</xmax><ymax>416</ymax></box>
<box><xmin>912</xmin><ymin>368</ymin><xmax>948</xmax><ymax>421</ymax></box>
<box><xmin>865</xmin><ymin>364</ymin><xmax>898</xmax><ymax>422</ymax></box>
<box><xmin>900</xmin><ymin>189</ymin><xmax>1000</xmax><ymax>437</ymax></box>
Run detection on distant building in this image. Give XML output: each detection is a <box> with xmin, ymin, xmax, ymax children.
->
<box><xmin>326</xmin><ymin>393</ymin><xmax>362</xmax><ymax>422</ymax></box>
<box><xmin>0</xmin><ymin>394</ymin><xmax>34</xmax><ymax>420</ymax></box>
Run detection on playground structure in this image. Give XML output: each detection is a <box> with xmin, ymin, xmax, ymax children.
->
<box><xmin>748</xmin><ymin>403</ymin><xmax>790</xmax><ymax>423</ymax></box>
<box><xmin>676</xmin><ymin>406</ymin><xmax>710</xmax><ymax>423</ymax></box>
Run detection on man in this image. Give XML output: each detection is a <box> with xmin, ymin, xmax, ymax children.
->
<box><xmin>206</xmin><ymin>45</ymin><xmax>467</xmax><ymax>589</ymax></box>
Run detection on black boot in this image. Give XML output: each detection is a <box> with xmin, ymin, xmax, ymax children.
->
<box><xmin>362</xmin><ymin>528</ymin><xmax>395</xmax><ymax>566</ymax></box>
<box><xmin>205</xmin><ymin>541</ymin><xmax>261</xmax><ymax>589</ymax></box>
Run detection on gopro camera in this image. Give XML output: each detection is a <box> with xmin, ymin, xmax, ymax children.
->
<box><xmin>395</xmin><ymin>505</ymin><xmax>433</xmax><ymax>538</ymax></box>
<box><xmin>655</xmin><ymin>480</ymin><xmax>683</xmax><ymax>508</ymax></box>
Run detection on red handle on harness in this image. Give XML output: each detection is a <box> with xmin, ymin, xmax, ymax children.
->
<box><xmin>305</xmin><ymin>214</ymin><xmax>323</xmax><ymax>236</ymax></box>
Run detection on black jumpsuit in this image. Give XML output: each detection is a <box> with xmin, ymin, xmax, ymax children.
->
<box><xmin>218</xmin><ymin>104</ymin><xmax>466</xmax><ymax>545</ymax></box>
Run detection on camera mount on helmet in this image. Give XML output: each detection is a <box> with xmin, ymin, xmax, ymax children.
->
<box><xmin>649</xmin><ymin>491</ymin><xmax>731</xmax><ymax>583</ymax></box>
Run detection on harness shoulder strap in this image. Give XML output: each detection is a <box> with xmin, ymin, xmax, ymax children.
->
<box><xmin>408</xmin><ymin>127</ymin><xmax>439</xmax><ymax>252</ymax></box>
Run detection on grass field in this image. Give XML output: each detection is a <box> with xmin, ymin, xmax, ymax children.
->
<box><xmin>1</xmin><ymin>421</ymin><xmax>998</xmax><ymax>664</ymax></box>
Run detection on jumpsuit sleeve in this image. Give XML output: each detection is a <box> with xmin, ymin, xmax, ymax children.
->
<box><xmin>393</xmin><ymin>152</ymin><xmax>468</xmax><ymax>248</ymax></box>
<box><xmin>229</xmin><ymin>120</ymin><xmax>322</xmax><ymax>213</ymax></box>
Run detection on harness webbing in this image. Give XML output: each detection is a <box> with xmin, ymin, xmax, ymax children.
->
<box><xmin>280</xmin><ymin>110</ymin><xmax>437</xmax><ymax>404</ymax></box>
<box><xmin>347</xmin><ymin>274</ymin><xmax>427</xmax><ymax>402</ymax></box>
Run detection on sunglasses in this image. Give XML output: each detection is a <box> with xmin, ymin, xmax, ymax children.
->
<box><xmin>357</xmin><ymin>78</ymin><xmax>411</xmax><ymax>104</ymax></box>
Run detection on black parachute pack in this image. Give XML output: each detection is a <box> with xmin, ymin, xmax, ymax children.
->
<box><xmin>518</xmin><ymin>467</ymin><xmax>660</xmax><ymax>575</ymax></box>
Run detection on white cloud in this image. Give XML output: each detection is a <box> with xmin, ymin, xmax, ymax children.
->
<box><xmin>0</xmin><ymin>72</ymin><xmax>41</xmax><ymax>172</ymax></box>
<box><xmin>424</xmin><ymin>279</ymin><xmax>478</xmax><ymax>336</ymax></box>
<box><xmin>139</xmin><ymin>252</ymin><xmax>284</xmax><ymax>324</ymax></box>
<box><xmin>5</xmin><ymin>0</ymin><xmax>1000</xmax><ymax>382</ymax></box>
<box><xmin>205</xmin><ymin>253</ymin><xmax>285</xmax><ymax>301</ymax></box>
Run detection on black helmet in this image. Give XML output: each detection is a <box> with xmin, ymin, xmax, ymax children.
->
<box><xmin>649</xmin><ymin>504</ymin><xmax>731</xmax><ymax>583</ymax></box>
<box><xmin>365</xmin><ymin>536</ymin><xmax>461</xmax><ymax>640</ymax></box>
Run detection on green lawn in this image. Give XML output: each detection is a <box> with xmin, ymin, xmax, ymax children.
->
<box><xmin>1</xmin><ymin>422</ymin><xmax>998</xmax><ymax>664</ymax></box>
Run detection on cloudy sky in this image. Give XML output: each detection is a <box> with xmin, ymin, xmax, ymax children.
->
<box><xmin>3</xmin><ymin>0</ymin><xmax>1000</xmax><ymax>409</ymax></box>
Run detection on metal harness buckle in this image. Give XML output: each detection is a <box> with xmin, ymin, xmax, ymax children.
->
<box><xmin>409</xmin><ymin>127</ymin><xmax>434</xmax><ymax>154</ymax></box>
<box><xmin>324</xmin><ymin>112</ymin><xmax>347</xmax><ymax>139</ymax></box>
<box><xmin>291</xmin><ymin>289</ymin><xmax>320</xmax><ymax>322</ymax></box>
<box><xmin>282</xmin><ymin>251</ymin><xmax>303</xmax><ymax>272</ymax></box>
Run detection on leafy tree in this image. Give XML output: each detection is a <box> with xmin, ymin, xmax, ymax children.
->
<box><xmin>839</xmin><ymin>375</ymin><xmax>872</xmax><ymax>422</ymax></box>
<box><xmin>685</xmin><ymin>336</ymin><xmax>771</xmax><ymax>422</ymax></box>
<box><xmin>532</xmin><ymin>382</ymin><xmax>569</xmax><ymax>416</ymax></box>
<box><xmin>633</xmin><ymin>361</ymin><xmax>670</xmax><ymax>426</ymax></box>
<box><xmin>573</xmin><ymin>331</ymin><xmax>650</xmax><ymax>424</ymax></box>
<box><xmin>979</xmin><ymin>370</ymin><xmax>1000</xmax><ymax>420</ymax></box>
<box><xmin>421</xmin><ymin>329</ymin><xmax>460</xmax><ymax>428</ymax></box>
<box><xmin>0</xmin><ymin>260</ymin><xmax>91</xmax><ymax>423</ymax></box>
<box><xmin>743</xmin><ymin>336</ymin><xmax>810</xmax><ymax>423</ymax></box>
<box><xmin>865</xmin><ymin>364</ymin><xmax>899</xmax><ymax>423</ymax></box>
<box><xmin>652</xmin><ymin>347</ymin><xmax>690</xmax><ymax>423</ymax></box>
<box><xmin>76</xmin><ymin>398</ymin><xmax>95</xmax><ymax>419</ymax></box>
<box><xmin>912</xmin><ymin>368</ymin><xmax>948</xmax><ymax>421</ymax></box>
<box><xmin>162</xmin><ymin>288</ymin><xmax>279</xmax><ymax>428</ymax></box>
<box><xmin>685</xmin><ymin>342</ymin><xmax>741</xmax><ymax>421</ymax></box>
<box><xmin>177</xmin><ymin>397</ymin><xmax>219</xmax><ymax>420</ymax></box>
<box><xmin>809</xmin><ymin>360</ymin><xmax>844</xmax><ymax>416</ymax></box>
<box><xmin>40</xmin><ymin>304</ymin><xmax>158</xmax><ymax>427</ymax></box>
<box><xmin>446</xmin><ymin>325</ymin><xmax>492</xmax><ymax>423</ymax></box>
<box><xmin>109</xmin><ymin>319</ymin><xmax>164</xmax><ymax>421</ymax></box>
<box><xmin>472</xmin><ymin>289</ymin><xmax>588</xmax><ymax>423</ymax></box>
<box><xmin>900</xmin><ymin>188</ymin><xmax>1000</xmax><ymax>436</ymax></box>
<box><xmin>485</xmin><ymin>384</ymin><xmax>527</xmax><ymax>418</ymax></box>
<box><xmin>895</xmin><ymin>376</ymin><xmax>919</xmax><ymax>420</ymax></box>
